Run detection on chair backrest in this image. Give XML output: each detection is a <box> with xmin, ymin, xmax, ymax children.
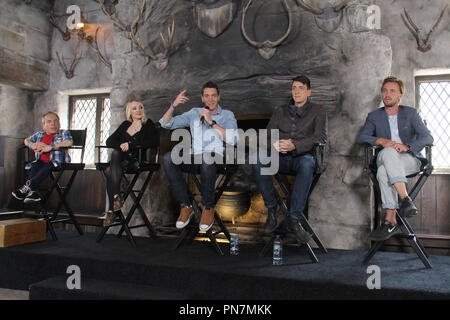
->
<box><xmin>69</xmin><ymin>129</ymin><xmax>87</xmax><ymax>163</ymax></box>
<box><xmin>147</xmin><ymin>122</ymin><xmax>161</xmax><ymax>164</ymax></box>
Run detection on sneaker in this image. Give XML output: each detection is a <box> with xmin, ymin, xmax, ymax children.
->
<box><xmin>12</xmin><ymin>185</ymin><xmax>31</xmax><ymax>201</ymax></box>
<box><xmin>286</xmin><ymin>215</ymin><xmax>312</xmax><ymax>244</ymax></box>
<box><xmin>24</xmin><ymin>191</ymin><xmax>41</xmax><ymax>203</ymax></box>
<box><xmin>175</xmin><ymin>205</ymin><xmax>194</xmax><ymax>229</ymax></box>
<box><xmin>264</xmin><ymin>203</ymin><xmax>280</xmax><ymax>234</ymax></box>
<box><xmin>113</xmin><ymin>194</ymin><xmax>123</xmax><ymax>212</ymax></box>
<box><xmin>103</xmin><ymin>210</ymin><xmax>116</xmax><ymax>226</ymax></box>
<box><xmin>368</xmin><ymin>222</ymin><xmax>403</xmax><ymax>241</ymax></box>
<box><xmin>398</xmin><ymin>196</ymin><xmax>418</xmax><ymax>218</ymax></box>
<box><xmin>199</xmin><ymin>207</ymin><xmax>215</xmax><ymax>232</ymax></box>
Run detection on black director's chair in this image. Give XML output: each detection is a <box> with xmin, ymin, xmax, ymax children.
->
<box><xmin>362</xmin><ymin>144</ymin><xmax>433</xmax><ymax>269</ymax></box>
<box><xmin>172</xmin><ymin>154</ymin><xmax>238</xmax><ymax>255</ymax></box>
<box><xmin>259</xmin><ymin>143</ymin><xmax>328</xmax><ymax>263</ymax></box>
<box><xmin>24</xmin><ymin>129</ymin><xmax>86</xmax><ymax>240</ymax></box>
<box><xmin>95</xmin><ymin>139</ymin><xmax>160</xmax><ymax>247</ymax></box>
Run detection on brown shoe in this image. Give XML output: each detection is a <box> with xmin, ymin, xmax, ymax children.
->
<box><xmin>199</xmin><ymin>207</ymin><xmax>215</xmax><ymax>232</ymax></box>
<box><xmin>176</xmin><ymin>206</ymin><xmax>194</xmax><ymax>229</ymax></box>
<box><xmin>113</xmin><ymin>194</ymin><xmax>123</xmax><ymax>212</ymax></box>
<box><xmin>103</xmin><ymin>210</ymin><xmax>116</xmax><ymax>226</ymax></box>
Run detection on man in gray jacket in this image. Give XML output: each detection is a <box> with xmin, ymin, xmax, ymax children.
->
<box><xmin>357</xmin><ymin>76</ymin><xmax>433</xmax><ymax>241</ymax></box>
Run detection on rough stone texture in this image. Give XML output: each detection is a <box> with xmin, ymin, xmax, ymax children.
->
<box><xmin>1</xmin><ymin>0</ymin><xmax>449</xmax><ymax>249</ymax></box>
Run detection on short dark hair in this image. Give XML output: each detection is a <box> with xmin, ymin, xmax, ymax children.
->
<box><xmin>292</xmin><ymin>75</ymin><xmax>311</xmax><ymax>89</ymax></box>
<box><xmin>202</xmin><ymin>81</ymin><xmax>220</xmax><ymax>96</ymax></box>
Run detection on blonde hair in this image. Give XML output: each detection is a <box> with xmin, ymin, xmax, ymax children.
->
<box><xmin>125</xmin><ymin>100</ymin><xmax>147</xmax><ymax>123</ymax></box>
<box><xmin>382</xmin><ymin>76</ymin><xmax>405</xmax><ymax>94</ymax></box>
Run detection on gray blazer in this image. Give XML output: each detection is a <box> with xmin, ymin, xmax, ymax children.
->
<box><xmin>356</xmin><ymin>105</ymin><xmax>433</xmax><ymax>158</ymax></box>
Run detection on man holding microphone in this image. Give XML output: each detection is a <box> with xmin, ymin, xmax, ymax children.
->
<box><xmin>160</xmin><ymin>81</ymin><xmax>238</xmax><ymax>232</ymax></box>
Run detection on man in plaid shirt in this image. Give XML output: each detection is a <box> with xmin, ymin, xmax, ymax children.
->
<box><xmin>12</xmin><ymin>112</ymin><xmax>73</xmax><ymax>203</ymax></box>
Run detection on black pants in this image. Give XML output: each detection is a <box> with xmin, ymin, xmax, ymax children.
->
<box><xmin>103</xmin><ymin>149</ymin><xmax>137</xmax><ymax>208</ymax></box>
<box><xmin>28</xmin><ymin>161</ymin><xmax>54</xmax><ymax>191</ymax></box>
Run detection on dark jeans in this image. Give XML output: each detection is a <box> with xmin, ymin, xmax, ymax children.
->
<box><xmin>28</xmin><ymin>160</ymin><xmax>54</xmax><ymax>191</ymax></box>
<box><xmin>163</xmin><ymin>152</ymin><xmax>223</xmax><ymax>208</ymax></box>
<box><xmin>252</xmin><ymin>153</ymin><xmax>316</xmax><ymax>219</ymax></box>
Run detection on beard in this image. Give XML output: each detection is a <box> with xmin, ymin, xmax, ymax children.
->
<box><xmin>383</xmin><ymin>98</ymin><xmax>399</xmax><ymax>108</ymax></box>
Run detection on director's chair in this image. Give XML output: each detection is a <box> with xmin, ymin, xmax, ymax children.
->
<box><xmin>259</xmin><ymin>143</ymin><xmax>328</xmax><ymax>263</ymax></box>
<box><xmin>23</xmin><ymin>129</ymin><xmax>86</xmax><ymax>240</ymax></box>
<box><xmin>95</xmin><ymin>139</ymin><xmax>160</xmax><ymax>247</ymax></box>
<box><xmin>172</xmin><ymin>155</ymin><xmax>238</xmax><ymax>255</ymax></box>
<box><xmin>362</xmin><ymin>144</ymin><xmax>433</xmax><ymax>269</ymax></box>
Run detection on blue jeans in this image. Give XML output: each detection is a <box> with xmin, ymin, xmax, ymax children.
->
<box><xmin>163</xmin><ymin>152</ymin><xmax>223</xmax><ymax>208</ymax></box>
<box><xmin>252</xmin><ymin>153</ymin><xmax>316</xmax><ymax>219</ymax></box>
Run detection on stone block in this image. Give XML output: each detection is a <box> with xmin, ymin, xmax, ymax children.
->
<box><xmin>0</xmin><ymin>26</ymin><xmax>25</xmax><ymax>54</ymax></box>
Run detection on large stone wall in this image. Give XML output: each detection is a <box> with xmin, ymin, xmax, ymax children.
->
<box><xmin>8</xmin><ymin>0</ymin><xmax>450</xmax><ymax>249</ymax></box>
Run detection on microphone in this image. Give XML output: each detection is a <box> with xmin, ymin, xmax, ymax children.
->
<box><xmin>200</xmin><ymin>106</ymin><xmax>210</xmax><ymax>124</ymax></box>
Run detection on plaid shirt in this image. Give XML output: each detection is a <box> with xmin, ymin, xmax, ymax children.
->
<box><xmin>27</xmin><ymin>130</ymin><xmax>73</xmax><ymax>165</ymax></box>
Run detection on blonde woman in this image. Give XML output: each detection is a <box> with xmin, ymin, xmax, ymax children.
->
<box><xmin>103</xmin><ymin>96</ymin><xmax>159</xmax><ymax>225</ymax></box>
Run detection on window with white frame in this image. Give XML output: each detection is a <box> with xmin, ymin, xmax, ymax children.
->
<box><xmin>69</xmin><ymin>94</ymin><xmax>111</xmax><ymax>166</ymax></box>
<box><xmin>416</xmin><ymin>75</ymin><xmax>450</xmax><ymax>172</ymax></box>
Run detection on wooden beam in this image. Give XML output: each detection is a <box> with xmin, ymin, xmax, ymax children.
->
<box><xmin>0</xmin><ymin>47</ymin><xmax>48</xmax><ymax>91</ymax></box>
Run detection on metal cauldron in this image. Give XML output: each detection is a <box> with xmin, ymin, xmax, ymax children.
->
<box><xmin>215</xmin><ymin>187</ymin><xmax>251</xmax><ymax>221</ymax></box>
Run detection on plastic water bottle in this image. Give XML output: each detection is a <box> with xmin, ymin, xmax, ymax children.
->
<box><xmin>230</xmin><ymin>228</ymin><xmax>239</xmax><ymax>256</ymax></box>
<box><xmin>273</xmin><ymin>235</ymin><xmax>283</xmax><ymax>265</ymax></box>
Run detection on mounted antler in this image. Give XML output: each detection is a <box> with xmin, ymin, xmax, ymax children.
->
<box><xmin>98</xmin><ymin>0</ymin><xmax>175</xmax><ymax>70</ymax></box>
<box><xmin>241</xmin><ymin>0</ymin><xmax>292</xmax><ymax>60</ymax></box>
<box><xmin>55</xmin><ymin>41</ymin><xmax>81</xmax><ymax>79</ymax></box>
<box><xmin>153</xmin><ymin>20</ymin><xmax>175</xmax><ymax>71</ymax></box>
<box><xmin>49</xmin><ymin>8</ymin><xmax>71</xmax><ymax>41</ymax></box>
<box><xmin>401</xmin><ymin>5</ymin><xmax>448</xmax><ymax>53</ymax></box>
<box><xmin>297</xmin><ymin>0</ymin><xmax>350</xmax><ymax>32</ymax></box>
<box><xmin>298</xmin><ymin>0</ymin><xmax>350</xmax><ymax>14</ymax></box>
<box><xmin>87</xmin><ymin>27</ymin><xmax>112</xmax><ymax>73</ymax></box>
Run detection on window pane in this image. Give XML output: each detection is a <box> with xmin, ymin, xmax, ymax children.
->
<box><xmin>100</xmin><ymin>98</ymin><xmax>111</xmax><ymax>163</ymax></box>
<box><xmin>70</xmin><ymin>98</ymin><xmax>97</xmax><ymax>164</ymax></box>
<box><xmin>418</xmin><ymin>81</ymin><xmax>450</xmax><ymax>169</ymax></box>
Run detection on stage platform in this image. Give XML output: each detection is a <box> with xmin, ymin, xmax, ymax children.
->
<box><xmin>0</xmin><ymin>230</ymin><xmax>449</xmax><ymax>300</ymax></box>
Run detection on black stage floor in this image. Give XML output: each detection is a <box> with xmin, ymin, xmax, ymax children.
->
<box><xmin>0</xmin><ymin>230</ymin><xmax>449</xmax><ymax>301</ymax></box>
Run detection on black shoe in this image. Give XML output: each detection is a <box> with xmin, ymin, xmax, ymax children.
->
<box><xmin>398</xmin><ymin>196</ymin><xmax>418</xmax><ymax>218</ymax></box>
<box><xmin>264</xmin><ymin>204</ymin><xmax>280</xmax><ymax>234</ymax></box>
<box><xmin>286</xmin><ymin>215</ymin><xmax>312</xmax><ymax>244</ymax></box>
<box><xmin>12</xmin><ymin>185</ymin><xmax>30</xmax><ymax>201</ymax></box>
<box><xmin>24</xmin><ymin>191</ymin><xmax>41</xmax><ymax>203</ymax></box>
<box><xmin>368</xmin><ymin>222</ymin><xmax>403</xmax><ymax>241</ymax></box>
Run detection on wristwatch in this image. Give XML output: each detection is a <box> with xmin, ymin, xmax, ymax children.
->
<box><xmin>406</xmin><ymin>144</ymin><xmax>412</xmax><ymax>152</ymax></box>
<box><xmin>210</xmin><ymin>120</ymin><xmax>217</xmax><ymax>127</ymax></box>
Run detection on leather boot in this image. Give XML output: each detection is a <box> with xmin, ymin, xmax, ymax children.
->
<box><xmin>264</xmin><ymin>203</ymin><xmax>280</xmax><ymax>234</ymax></box>
<box><xmin>286</xmin><ymin>215</ymin><xmax>312</xmax><ymax>244</ymax></box>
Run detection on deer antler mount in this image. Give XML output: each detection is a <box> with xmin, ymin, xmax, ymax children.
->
<box><xmin>98</xmin><ymin>0</ymin><xmax>175</xmax><ymax>71</ymax></box>
<box><xmin>56</xmin><ymin>41</ymin><xmax>82</xmax><ymax>79</ymax></box>
<box><xmin>297</xmin><ymin>0</ymin><xmax>350</xmax><ymax>33</ymax></box>
<box><xmin>241</xmin><ymin>0</ymin><xmax>293</xmax><ymax>60</ymax></box>
<box><xmin>401</xmin><ymin>5</ymin><xmax>448</xmax><ymax>53</ymax></box>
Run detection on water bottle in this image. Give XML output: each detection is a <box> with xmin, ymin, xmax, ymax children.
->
<box><xmin>273</xmin><ymin>234</ymin><xmax>283</xmax><ymax>265</ymax></box>
<box><xmin>230</xmin><ymin>228</ymin><xmax>239</xmax><ymax>256</ymax></box>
